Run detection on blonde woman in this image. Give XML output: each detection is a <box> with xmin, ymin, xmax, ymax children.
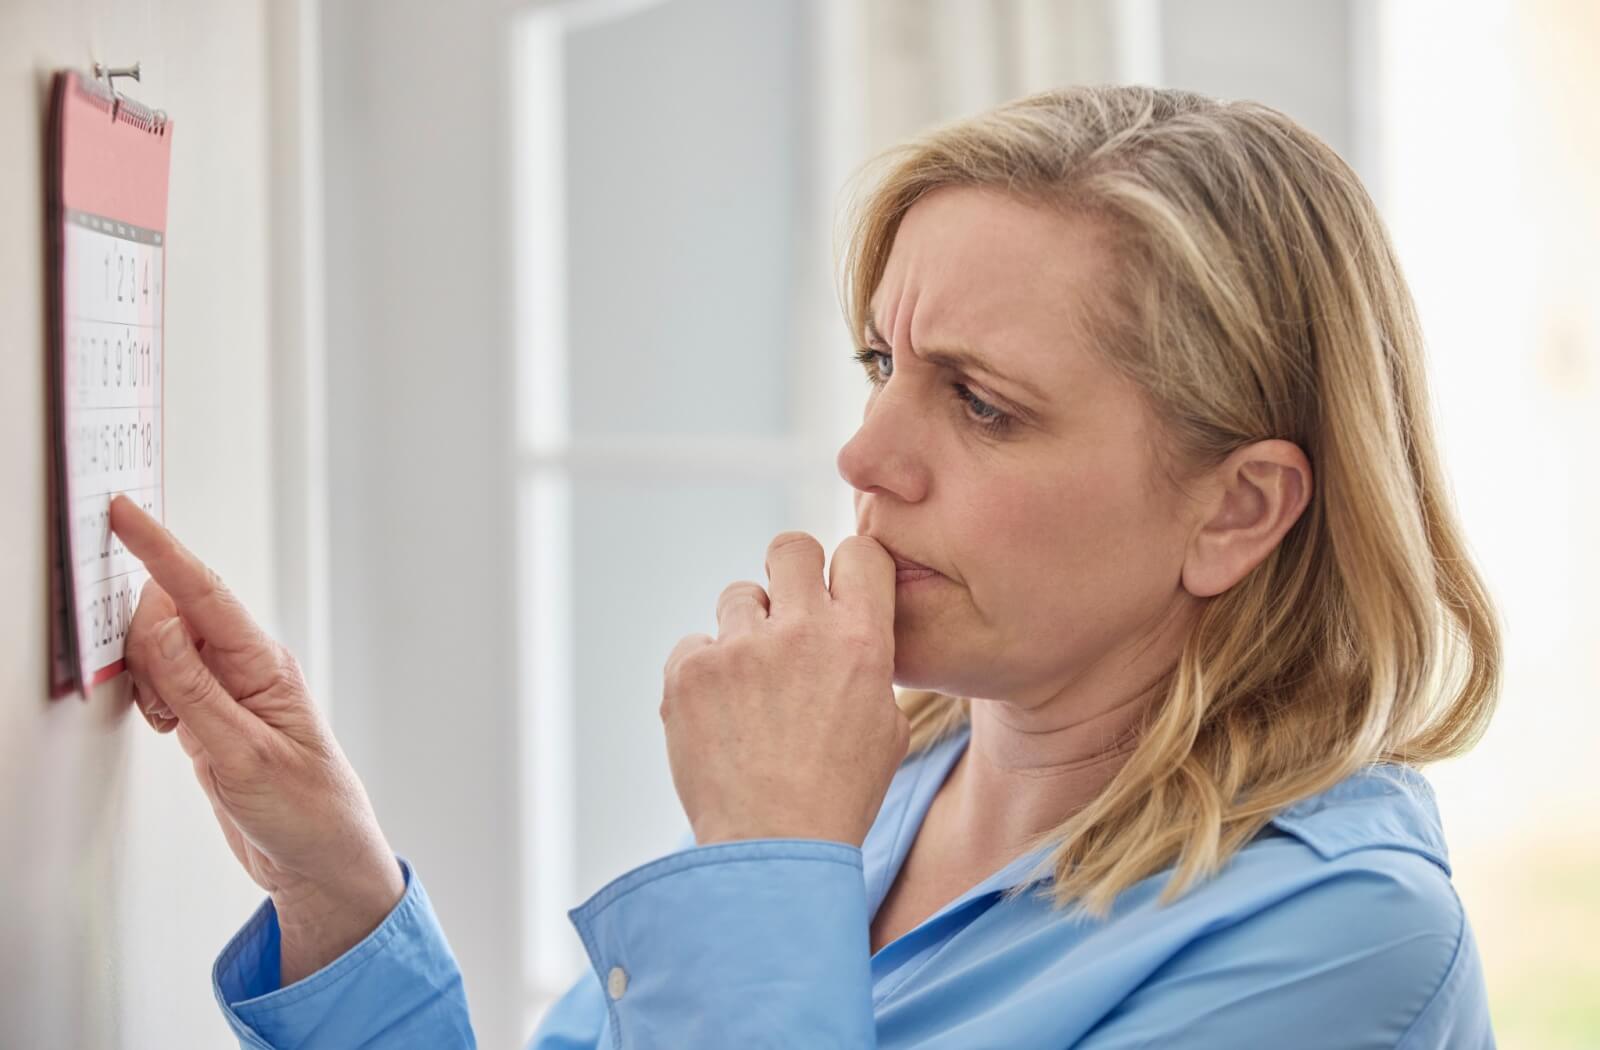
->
<box><xmin>114</xmin><ymin>85</ymin><xmax>1499</xmax><ymax>1048</ymax></box>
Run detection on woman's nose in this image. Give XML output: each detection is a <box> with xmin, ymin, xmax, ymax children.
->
<box><xmin>835</xmin><ymin>386</ymin><xmax>929</xmax><ymax>503</ymax></box>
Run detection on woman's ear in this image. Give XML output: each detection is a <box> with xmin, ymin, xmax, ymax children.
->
<box><xmin>1181</xmin><ymin>439</ymin><xmax>1312</xmax><ymax>598</ymax></box>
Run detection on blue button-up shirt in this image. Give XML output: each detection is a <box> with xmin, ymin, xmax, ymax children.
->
<box><xmin>212</xmin><ymin>722</ymin><xmax>1494</xmax><ymax>1047</ymax></box>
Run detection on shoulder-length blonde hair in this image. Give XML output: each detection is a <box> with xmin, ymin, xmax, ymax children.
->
<box><xmin>838</xmin><ymin>85</ymin><xmax>1501</xmax><ymax>915</ymax></box>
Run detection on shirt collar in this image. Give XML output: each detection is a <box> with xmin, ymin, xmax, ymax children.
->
<box><xmin>862</xmin><ymin>719</ymin><xmax>1452</xmax><ymax>913</ymax></box>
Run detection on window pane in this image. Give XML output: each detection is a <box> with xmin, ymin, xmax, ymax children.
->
<box><xmin>562</xmin><ymin>0</ymin><xmax>807</xmax><ymax>439</ymax></box>
<box><xmin>569</xmin><ymin>475</ymin><xmax>790</xmax><ymax>890</ymax></box>
<box><xmin>520</xmin><ymin>471</ymin><xmax>797</xmax><ymax>988</ymax></box>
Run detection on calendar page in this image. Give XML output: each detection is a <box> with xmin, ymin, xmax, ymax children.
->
<box><xmin>47</xmin><ymin>68</ymin><xmax>172</xmax><ymax>697</ymax></box>
<box><xmin>60</xmin><ymin>208</ymin><xmax>165</xmax><ymax>690</ymax></box>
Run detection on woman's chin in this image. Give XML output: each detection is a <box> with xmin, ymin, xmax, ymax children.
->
<box><xmin>890</xmin><ymin>597</ymin><xmax>983</xmax><ymax>690</ymax></box>
<box><xmin>890</xmin><ymin>634</ymin><xmax>955</xmax><ymax>692</ymax></box>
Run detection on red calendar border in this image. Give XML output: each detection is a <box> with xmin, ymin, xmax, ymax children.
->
<box><xmin>58</xmin><ymin>73</ymin><xmax>171</xmax><ymax>229</ymax></box>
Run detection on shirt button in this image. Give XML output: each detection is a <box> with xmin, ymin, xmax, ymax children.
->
<box><xmin>607</xmin><ymin>966</ymin><xmax>629</xmax><ymax>1000</ymax></box>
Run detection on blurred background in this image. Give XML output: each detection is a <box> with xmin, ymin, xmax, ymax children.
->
<box><xmin>3</xmin><ymin>1</ymin><xmax>1596</xmax><ymax>1048</ymax></box>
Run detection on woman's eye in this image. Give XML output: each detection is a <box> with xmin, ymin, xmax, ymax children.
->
<box><xmin>853</xmin><ymin>346</ymin><xmax>892</xmax><ymax>382</ymax></box>
<box><xmin>953</xmin><ymin>384</ymin><xmax>1014</xmax><ymax>435</ymax></box>
<box><xmin>851</xmin><ymin>345</ymin><xmax>1015</xmax><ymax>437</ymax></box>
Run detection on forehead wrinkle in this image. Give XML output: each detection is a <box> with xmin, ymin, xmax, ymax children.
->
<box><xmin>862</xmin><ymin>305</ymin><xmax>1052</xmax><ymax>407</ymax></box>
<box><xmin>861</xmin><ymin>187</ymin><xmax>1109</xmax><ymax>415</ymax></box>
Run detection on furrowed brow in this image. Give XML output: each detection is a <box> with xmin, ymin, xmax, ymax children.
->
<box><xmin>863</xmin><ymin>317</ymin><xmax>1049</xmax><ymax>405</ymax></box>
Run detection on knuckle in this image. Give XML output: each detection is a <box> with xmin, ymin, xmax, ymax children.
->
<box><xmin>664</xmin><ymin>634</ymin><xmax>712</xmax><ymax>677</ymax></box>
<box><xmin>199</xmin><ymin>564</ymin><xmax>251</xmax><ymax>618</ymax></box>
<box><xmin>774</xmin><ymin>618</ymin><xmax>822</xmax><ymax>649</ymax></box>
<box><xmin>191</xmin><ymin>563</ymin><xmax>228</xmax><ymax>608</ymax></box>
<box><xmin>767</xmin><ymin>531</ymin><xmax>821</xmax><ymax>557</ymax></box>
<box><xmin>230</xmin><ymin>639</ymin><xmax>280</xmax><ymax>685</ymax></box>
<box><xmin>175</xmin><ymin>658</ymin><xmax>214</xmax><ymax>702</ymax></box>
<box><xmin>675</xmin><ymin>645</ymin><xmax>715</xmax><ymax>684</ymax></box>
<box><xmin>275</xmin><ymin>645</ymin><xmax>309</xmax><ymax>691</ymax></box>
<box><xmin>719</xmin><ymin>580</ymin><xmax>765</xmax><ymax>603</ymax></box>
<box><xmin>716</xmin><ymin>634</ymin><xmax>760</xmax><ymax>669</ymax></box>
<box><xmin>662</xmin><ymin>651</ymin><xmax>693</xmax><ymax>694</ymax></box>
<box><xmin>668</xmin><ymin>645</ymin><xmax>723</xmax><ymax>697</ymax></box>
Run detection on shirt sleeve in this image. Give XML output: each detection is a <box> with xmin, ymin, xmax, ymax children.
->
<box><xmin>212</xmin><ymin>856</ymin><xmax>476</xmax><ymax>1049</ymax></box>
<box><xmin>524</xmin><ymin>969</ymin><xmax>609</xmax><ymax>1050</ymax></box>
<box><xmin>1073</xmin><ymin>851</ymin><xmax>1494</xmax><ymax>1050</ymax></box>
<box><xmin>565</xmin><ymin>838</ymin><xmax>878</xmax><ymax>1049</ymax></box>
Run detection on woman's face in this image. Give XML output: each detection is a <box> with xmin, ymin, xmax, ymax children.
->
<box><xmin>836</xmin><ymin>185</ymin><xmax>1202</xmax><ymax>704</ymax></box>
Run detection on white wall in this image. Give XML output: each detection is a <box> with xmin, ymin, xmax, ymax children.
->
<box><xmin>0</xmin><ymin>2</ymin><xmax>280</xmax><ymax>1046</ymax></box>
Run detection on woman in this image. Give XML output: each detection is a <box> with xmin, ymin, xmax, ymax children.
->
<box><xmin>114</xmin><ymin>85</ymin><xmax>1499</xmax><ymax>1048</ymax></box>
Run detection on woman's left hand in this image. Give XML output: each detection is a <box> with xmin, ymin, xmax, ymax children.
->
<box><xmin>662</xmin><ymin>531</ymin><xmax>908</xmax><ymax>848</ymax></box>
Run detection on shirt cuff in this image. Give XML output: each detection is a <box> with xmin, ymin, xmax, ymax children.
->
<box><xmin>212</xmin><ymin>857</ymin><xmax>475</xmax><ymax>1049</ymax></box>
<box><xmin>568</xmin><ymin>839</ymin><xmax>877</xmax><ymax>1048</ymax></box>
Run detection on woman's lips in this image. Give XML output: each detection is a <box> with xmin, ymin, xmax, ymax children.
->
<box><xmin>867</xmin><ymin>536</ymin><xmax>942</xmax><ymax>585</ymax></box>
<box><xmin>885</xmin><ymin>549</ymin><xmax>940</xmax><ymax>584</ymax></box>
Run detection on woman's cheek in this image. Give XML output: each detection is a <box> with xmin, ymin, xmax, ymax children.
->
<box><xmin>968</xmin><ymin>482</ymin><xmax>1066</xmax><ymax>580</ymax></box>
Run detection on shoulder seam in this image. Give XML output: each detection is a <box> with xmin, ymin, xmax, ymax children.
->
<box><xmin>1265</xmin><ymin>820</ymin><xmax>1453</xmax><ymax>876</ymax></box>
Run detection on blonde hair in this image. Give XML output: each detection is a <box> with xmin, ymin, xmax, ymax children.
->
<box><xmin>837</xmin><ymin>85</ymin><xmax>1501</xmax><ymax>915</ymax></box>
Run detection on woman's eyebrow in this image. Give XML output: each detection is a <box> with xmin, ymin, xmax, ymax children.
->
<box><xmin>863</xmin><ymin>317</ymin><xmax>1049</xmax><ymax>404</ymax></box>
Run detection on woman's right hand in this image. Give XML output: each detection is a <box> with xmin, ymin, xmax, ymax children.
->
<box><xmin>109</xmin><ymin>494</ymin><xmax>406</xmax><ymax>985</ymax></box>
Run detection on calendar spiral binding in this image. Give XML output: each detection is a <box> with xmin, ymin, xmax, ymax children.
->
<box><xmin>74</xmin><ymin>66</ymin><xmax>168</xmax><ymax>135</ymax></box>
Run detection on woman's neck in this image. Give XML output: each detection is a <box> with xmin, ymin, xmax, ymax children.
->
<box><xmin>942</xmin><ymin>675</ymin><xmax>1161</xmax><ymax>862</ymax></box>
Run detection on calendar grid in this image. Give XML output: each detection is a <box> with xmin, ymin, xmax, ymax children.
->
<box><xmin>60</xmin><ymin>205</ymin><xmax>165</xmax><ymax>688</ymax></box>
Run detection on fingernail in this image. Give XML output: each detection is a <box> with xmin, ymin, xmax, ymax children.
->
<box><xmin>151</xmin><ymin>703</ymin><xmax>175</xmax><ymax>721</ymax></box>
<box><xmin>158</xmin><ymin>618</ymin><xmax>187</xmax><ymax>660</ymax></box>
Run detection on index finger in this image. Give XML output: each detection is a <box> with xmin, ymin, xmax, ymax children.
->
<box><xmin>109</xmin><ymin>495</ymin><xmax>267</xmax><ymax>654</ymax></box>
<box><xmin>826</xmin><ymin>536</ymin><xmax>896</xmax><ymax>629</ymax></box>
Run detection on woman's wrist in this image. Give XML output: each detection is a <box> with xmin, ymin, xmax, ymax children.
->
<box><xmin>272</xmin><ymin>855</ymin><xmax>407</xmax><ymax>986</ymax></box>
